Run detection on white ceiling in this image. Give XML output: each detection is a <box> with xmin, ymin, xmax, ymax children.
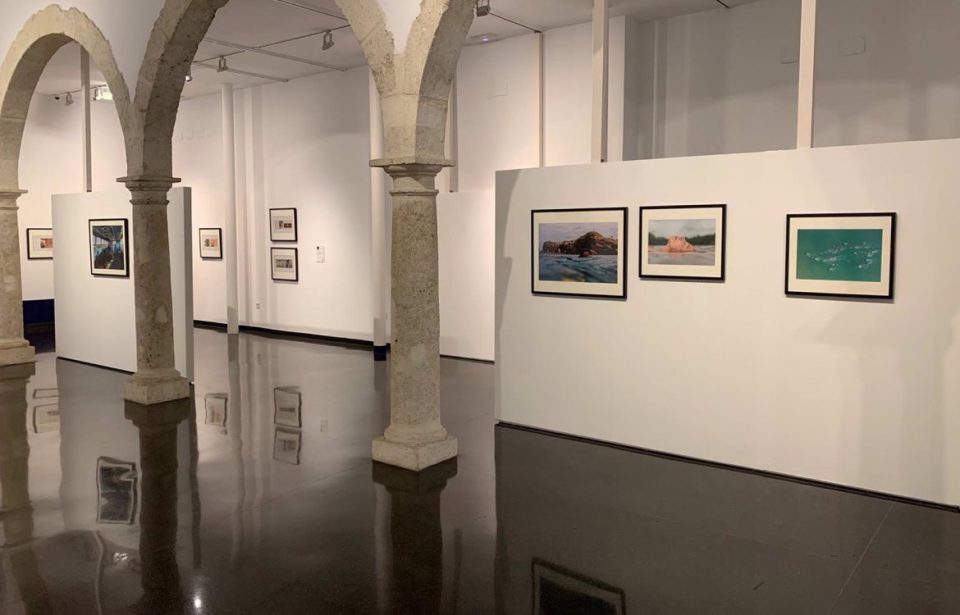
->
<box><xmin>35</xmin><ymin>0</ymin><xmax>762</xmax><ymax>99</ymax></box>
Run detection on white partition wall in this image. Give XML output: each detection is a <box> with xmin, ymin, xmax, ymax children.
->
<box><xmin>497</xmin><ymin>138</ymin><xmax>960</xmax><ymax>506</ymax></box>
<box><xmin>52</xmin><ymin>188</ymin><xmax>194</xmax><ymax>379</ymax></box>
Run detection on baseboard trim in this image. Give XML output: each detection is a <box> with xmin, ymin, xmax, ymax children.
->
<box><xmin>57</xmin><ymin>355</ymin><xmax>135</xmax><ymax>376</ymax></box>
<box><xmin>440</xmin><ymin>353</ymin><xmax>494</xmax><ymax>365</ymax></box>
<box><xmin>496</xmin><ymin>421</ymin><xmax>960</xmax><ymax>513</ymax></box>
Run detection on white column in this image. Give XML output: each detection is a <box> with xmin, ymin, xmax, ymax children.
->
<box><xmin>446</xmin><ymin>76</ymin><xmax>458</xmax><ymax>193</ymax></box>
<box><xmin>80</xmin><ymin>49</ymin><xmax>92</xmax><ymax>192</ymax></box>
<box><xmin>591</xmin><ymin>0</ymin><xmax>609</xmax><ymax>163</ymax></box>
<box><xmin>538</xmin><ymin>31</ymin><xmax>545</xmax><ymax>168</ymax></box>
<box><xmin>797</xmin><ymin>0</ymin><xmax>818</xmax><ymax>148</ymax></box>
<box><xmin>369</xmin><ymin>72</ymin><xmax>388</xmax><ymax>358</ymax></box>
<box><xmin>221</xmin><ymin>84</ymin><xmax>240</xmax><ymax>334</ymax></box>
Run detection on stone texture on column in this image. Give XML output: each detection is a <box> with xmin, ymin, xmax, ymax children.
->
<box><xmin>371</xmin><ymin>161</ymin><xmax>456</xmax><ymax>471</ymax></box>
<box><xmin>0</xmin><ymin>362</ymin><xmax>35</xmax><ymax>547</ymax></box>
<box><xmin>0</xmin><ymin>190</ymin><xmax>35</xmax><ymax>367</ymax></box>
<box><xmin>121</xmin><ymin>176</ymin><xmax>189</xmax><ymax>405</ymax></box>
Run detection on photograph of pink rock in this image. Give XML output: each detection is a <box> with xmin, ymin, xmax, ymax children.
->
<box><xmin>640</xmin><ymin>204</ymin><xmax>726</xmax><ymax>280</ymax></box>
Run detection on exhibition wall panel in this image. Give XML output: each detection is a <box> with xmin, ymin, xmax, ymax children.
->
<box><xmin>497</xmin><ymin>138</ymin><xmax>960</xmax><ymax>505</ymax></box>
<box><xmin>52</xmin><ymin>188</ymin><xmax>193</xmax><ymax>378</ymax></box>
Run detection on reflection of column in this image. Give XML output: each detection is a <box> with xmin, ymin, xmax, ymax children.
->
<box><xmin>125</xmin><ymin>397</ymin><xmax>191</xmax><ymax>613</ymax></box>
<box><xmin>0</xmin><ymin>190</ymin><xmax>35</xmax><ymax>367</ymax></box>
<box><xmin>372</xmin><ymin>163</ymin><xmax>456</xmax><ymax>471</ymax></box>
<box><xmin>0</xmin><ymin>363</ymin><xmax>35</xmax><ymax>545</ymax></box>
<box><xmin>120</xmin><ymin>176</ymin><xmax>189</xmax><ymax>405</ymax></box>
<box><xmin>373</xmin><ymin>458</ymin><xmax>457</xmax><ymax>614</ymax></box>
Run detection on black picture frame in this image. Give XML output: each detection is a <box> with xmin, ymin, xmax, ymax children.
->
<box><xmin>96</xmin><ymin>457</ymin><xmax>138</xmax><ymax>525</ymax></box>
<box><xmin>274</xmin><ymin>386</ymin><xmax>303</xmax><ymax>428</ymax></box>
<box><xmin>785</xmin><ymin>212</ymin><xmax>897</xmax><ymax>300</ymax></box>
<box><xmin>271</xmin><ymin>247</ymin><xmax>299</xmax><ymax>282</ymax></box>
<box><xmin>198</xmin><ymin>228</ymin><xmax>223</xmax><ymax>260</ymax></box>
<box><xmin>88</xmin><ymin>218</ymin><xmax>130</xmax><ymax>278</ymax></box>
<box><xmin>26</xmin><ymin>228</ymin><xmax>54</xmax><ymax>260</ymax></box>
<box><xmin>273</xmin><ymin>428</ymin><xmax>303</xmax><ymax>465</ymax></box>
<box><xmin>639</xmin><ymin>203</ymin><xmax>727</xmax><ymax>281</ymax></box>
<box><xmin>269</xmin><ymin>208</ymin><xmax>298</xmax><ymax>243</ymax></box>
<box><xmin>531</xmin><ymin>207</ymin><xmax>628</xmax><ymax>299</ymax></box>
<box><xmin>532</xmin><ymin>558</ymin><xmax>626</xmax><ymax>615</ymax></box>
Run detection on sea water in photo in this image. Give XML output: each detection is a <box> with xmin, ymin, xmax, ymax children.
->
<box><xmin>647</xmin><ymin>245</ymin><xmax>716</xmax><ymax>266</ymax></box>
<box><xmin>539</xmin><ymin>253</ymin><xmax>618</xmax><ymax>283</ymax></box>
<box><xmin>796</xmin><ymin>228</ymin><xmax>882</xmax><ymax>282</ymax></box>
<box><xmin>538</xmin><ymin>221</ymin><xmax>619</xmax><ymax>283</ymax></box>
<box><xmin>646</xmin><ymin>218</ymin><xmax>716</xmax><ymax>266</ymax></box>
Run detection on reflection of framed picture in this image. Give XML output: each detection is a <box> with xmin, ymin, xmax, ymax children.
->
<box><xmin>532</xmin><ymin>559</ymin><xmax>625</xmax><ymax>615</ymax></box>
<box><xmin>786</xmin><ymin>213</ymin><xmax>896</xmax><ymax>299</ymax></box>
<box><xmin>97</xmin><ymin>457</ymin><xmax>138</xmax><ymax>524</ymax></box>
<box><xmin>26</xmin><ymin>228</ymin><xmax>54</xmax><ymax>260</ymax></box>
<box><xmin>204</xmin><ymin>393</ymin><xmax>228</xmax><ymax>427</ymax></box>
<box><xmin>532</xmin><ymin>207</ymin><xmax>628</xmax><ymax>299</ymax></box>
<box><xmin>269</xmin><ymin>208</ymin><xmax>298</xmax><ymax>242</ymax></box>
<box><xmin>89</xmin><ymin>219</ymin><xmax>129</xmax><ymax>277</ymax></box>
<box><xmin>274</xmin><ymin>428</ymin><xmax>302</xmax><ymax>465</ymax></box>
<box><xmin>32</xmin><ymin>403</ymin><xmax>60</xmax><ymax>434</ymax></box>
<box><xmin>271</xmin><ymin>247</ymin><xmax>299</xmax><ymax>282</ymax></box>
<box><xmin>274</xmin><ymin>386</ymin><xmax>302</xmax><ymax>428</ymax></box>
<box><xmin>33</xmin><ymin>388</ymin><xmax>58</xmax><ymax>399</ymax></box>
<box><xmin>640</xmin><ymin>204</ymin><xmax>726</xmax><ymax>281</ymax></box>
<box><xmin>198</xmin><ymin>228</ymin><xmax>223</xmax><ymax>260</ymax></box>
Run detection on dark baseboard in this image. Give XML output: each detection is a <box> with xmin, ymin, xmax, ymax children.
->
<box><xmin>57</xmin><ymin>355</ymin><xmax>135</xmax><ymax>376</ymax></box>
<box><xmin>194</xmin><ymin>320</ymin><xmax>227</xmax><ymax>331</ymax></box>
<box><xmin>440</xmin><ymin>353</ymin><xmax>494</xmax><ymax>365</ymax></box>
<box><xmin>23</xmin><ymin>299</ymin><xmax>54</xmax><ymax>326</ymax></box>
<box><xmin>496</xmin><ymin>422</ymin><xmax>960</xmax><ymax>513</ymax></box>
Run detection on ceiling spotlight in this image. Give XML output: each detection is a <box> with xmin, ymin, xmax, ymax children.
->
<box><xmin>185</xmin><ymin>66</ymin><xmax>193</xmax><ymax>82</ymax></box>
<box><xmin>322</xmin><ymin>30</ymin><xmax>334</xmax><ymax>51</ymax></box>
<box><xmin>217</xmin><ymin>56</ymin><xmax>228</xmax><ymax>73</ymax></box>
<box><xmin>93</xmin><ymin>85</ymin><xmax>113</xmax><ymax>102</ymax></box>
<box><xmin>476</xmin><ymin>0</ymin><xmax>490</xmax><ymax>17</ymax></box>
<box><xmin>64</xmin><ymin>92</ymin><xmax>74</xmax><ymax>106</ymax></box>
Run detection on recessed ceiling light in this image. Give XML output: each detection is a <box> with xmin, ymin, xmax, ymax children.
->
<box><xmin>470</xmin><ymin>33</ymin><xmax>499</xmax><ymax>44</ymax></box>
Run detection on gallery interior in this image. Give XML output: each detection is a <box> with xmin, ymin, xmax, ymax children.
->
<box><xmin>2</xmin><ymin>0</ymin><xmax>960</xmax><ymax>612</ymax></box>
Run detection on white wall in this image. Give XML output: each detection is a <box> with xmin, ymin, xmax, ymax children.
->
<box><xmin>52</xmin><ymin>188</ymin><xmax>193</xmax><ymax>378</ymax></box>
<box><xmin>497</xmin><ymin>138</ymin><xmax>960</xmax><ymax>506</ymax></box>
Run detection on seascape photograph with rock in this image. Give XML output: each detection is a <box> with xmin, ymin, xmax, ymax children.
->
<box><xmin>646</xmin><ymin>218</ymin><xmax>716</xmax><ymax>267</ymax></box>
<box><xmin>640</xmin><ymin>205</ymin><xmax>726</xmax><ymax>280</ymax></box>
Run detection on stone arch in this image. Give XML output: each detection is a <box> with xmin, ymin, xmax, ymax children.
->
<box><xmin>0</xmin><ymin>5</ymin><xmax>135</xmax><ymax>188</ymax></box>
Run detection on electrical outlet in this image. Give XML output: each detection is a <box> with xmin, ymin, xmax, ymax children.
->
<box><xmin>256</xmin><ymin>302</ymin><xmax>261</xmax><ymax>310</ymax></box>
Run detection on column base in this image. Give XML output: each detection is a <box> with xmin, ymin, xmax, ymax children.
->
<box><xmin>372</xmin><ymin>435</ymin><xmax>457</xmax><ymax>472</ymax></box>
<box><xmin>124</xmin><ymin>369</ymin><xmax>190</xmax><ymax>405</ymax></box>
<box><xmin>0</xmin><ymin>341</ymin><xmax>35</xmax><ymax>367</ymax></box>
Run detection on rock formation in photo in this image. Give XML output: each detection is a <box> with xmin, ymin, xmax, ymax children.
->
<box><xmin>541</xmin><ymin>231</ymin><xmax>618</xmax><ymax>257</ymax></box>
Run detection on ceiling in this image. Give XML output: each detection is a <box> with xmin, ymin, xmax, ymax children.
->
<box><xmin>35</xmin><ymin>0</ymin><xmax>762</xmax><ymax>99</ymax></box>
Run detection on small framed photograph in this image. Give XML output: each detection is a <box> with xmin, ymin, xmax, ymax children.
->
<box><xmin>640</xmin><ymin>204</ymin><xmax>726</xmax><ymax>281</ymax></box>
<box><xmin>96</xmin><ymin>457</ymin><xmax>138</xmax><ymax>524</ymax></box>
<box><xmin>204</xmin><ymin>393</ymin><xmax>228</xmax><ymax>427</ymax></box>
<box><xmin>786</xmin><ymin>213</ymin><xmax>896</xmax><ymax>299</ymax></box>
<box><xmin>271</xmin><ymin>247</ymin><xmax>299</xmax><ymax>282</ymax></box>
<box><xmin>269</xmin><ymin>208</ymin><xmax>298</xmax><ymax>242</ymax></box>
<box><xmin>532</xmin><ymin>207</ymin><xmax>628</xmax><ymax>298</ymax></box>
<box><xmin>274</xmin><ymin>428</ymin><xmax>302</xmax><ymax>465</ymax></box>
<box><xmin>26</xmin><ymin>228</ymin><xmax>54</xmax><ymax>260</ymax></box>
<box><xmin>32</xmin><ymin>403</ymin><xmax>60</xmax><ymax>434</ymax></box>
<box><xmin>274</xmin><ymin>386</ymin><xmax>302</xmax><ymax>428</ymax></box>
<box><xmin>33</xmin><ymin>388</ymin><xmax>58</xmax><ymax>400</ymax></box>
<box><xmin>198</xmin><ymin>228</ymin><xmax>223</xmax><ymax>260</ymax></box>
<box><xmin>89</xmin><ymin>219</ymin><xmax>130</xmax><ymax>277</ymax></box>
<box><xmin>532</xmin><ymin>559</ymin><xmax>625</xmax><ymax>615</ymax></box>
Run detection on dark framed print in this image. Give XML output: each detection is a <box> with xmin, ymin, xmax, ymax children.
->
<box><xmin>532</xmin><ymin>559</ymin><xmax>626</xmax><ymax>615</ymax></box>
<box><xmin>640</xmin><ymin>204</ymin><xmax>726</xmax><ymax>280</ymax></box>
<box><xmin>269</xmin><ymin>208</ymin><xmax>298</xmax><ymax>242</ymax></box>
<box><xmin>274</xmin><ymin>428</ymin><xmax>302</xmax><ymax>465</ymax></box>
<box><xmin>26</xmin><ymin>228</ymin><xmax>54</xmax><ymax>260</ymax></box>
<box><xmin>89</xmin><ymin>219</ymin><xmax>129</xmax><ymax>277</ymax></box>
<box><xmin>271</xmin><ymin>247</ymin><xmax>299</xmax><ymax>282</ymax></box>
<box><xmin>274</xmin><ymin>386</ymin><xmax>302</xmax><ymax>428</ymax></box>
<box><xmin>786</xmin><ymin>213</ymin><xmax>896</xmax><ymax>299</ymax></box>
<box><xmin>199</xmin><ymin>228</ymin><xmax>223</xmax><ymax>260</ymax></box>
<box><xmin>532</xmin><ymin>207</ymin><xmax>628</xmax><ymax>298</ymax></box>
<box><xmin>96</xmin><ymin>457</ymin><xmax>138</xmax><ymax>524</ymax></box>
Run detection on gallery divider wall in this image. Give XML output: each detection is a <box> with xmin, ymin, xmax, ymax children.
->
<box><xmin>52</xmin><ymin>188</ymin><xmax>194</xmax><ymax>379</ymax></box>
<box><xmin>496</xmin><ymin>137</ymin><xmax>960</xmax><ymax>506</ymax></box>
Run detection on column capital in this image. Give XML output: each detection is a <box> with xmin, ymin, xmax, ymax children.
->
<box><xmin>117</xmin><ymin>175</ymin><xmax>181</xmax><ymax>193</ymax></box>
<box><xmin>0</xmin><ymin>188</ymin><xmax>27</xmax><ymax>210</ymax></box>
<box><xmin>371</xmin><ymin>158</ymin><xmax>451</xmax><ymax>174</ymax></box>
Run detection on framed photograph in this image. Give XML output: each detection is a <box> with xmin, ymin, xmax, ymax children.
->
<box><xmin>274</xmin><ymin>386</ymin><xmax>302</xmax><ymax>428</ymax></box>
<box><xmin>786</xmin><ymin>213</ymin><xmax>896</xmax><ymax>299</ymax></box>
<box><xmin>96</xmin><ymin>457</ymin><xmax>138</xmax><ymax>524</ymax></box>
<box><xmin>198</xmin><ymin>228</ymin><xmax>223</xmax><ymax>260</ymax></box>
<box><xmin>271</xmin><ymin>247</ymin><xmax>299</xmax><ymax>282</ymax></box>
<box><xmin>640</xmin><ymin>204</ymin><xmax>726</xmax><ymax>280</ymax></box>
<box><xmin>274</xmin><ymin>428</ymin><xmax>302</xmax><ymax>465</ymax></box>
<box><xmin>204</xmin><ymin>393</ymin><xmax>228</xmax><ymax>427</ymax></box>
<box><xmin>532</xmin><ymin>559</ymin><xmax>625</xmax><ymax>615</ymax></box>
<box><xmin>89</xmin><ymin>219</ymin><xmax>129</xmax><ymax>277</ymax></box>
<box><xmin>532</xmin><ymin>207</ymin><xmax>628</xmax><ymax>298</ymax></box>
<box><xmin>269</xmin><ymin>208</ymin><xmax>298</xmax><ymax>242</ymax></box>
<box><xmin>26</xmin><ymin>228</ymin><xmax>54</xmax><ymax>260</ymax></box>
<box><xmin>32</xmin><ymin>403</ymin><xmax>60</xmax><ymax>434</ymax></box>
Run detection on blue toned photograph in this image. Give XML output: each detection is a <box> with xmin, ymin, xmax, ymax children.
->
<box><xmin>538</xmin><ymin>222</ymin><xmax>619</xmax><ymax>284</ymax></box>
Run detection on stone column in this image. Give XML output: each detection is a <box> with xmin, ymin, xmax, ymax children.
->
<box><xmin>0</xmin><ymin>190</ymin><xmax>35</xmax><ymax>367</ymax></box>
<box><xmin>0</xmin><ymin>363</ymin><xmax>35</xmax><ymax>546</ymax></box>
<box><xmin>371</xmin><ymin>161</ymin><xmax>457</xmax><ymax>472</ymax></box>
<box><xmin>120</xmin><ymin>176</ymin><xmax>189</xmax><ymax>405</ymax></box>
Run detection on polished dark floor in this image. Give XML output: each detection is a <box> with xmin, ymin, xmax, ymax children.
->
<box><xmin>2</xmin><ymin>328</ymin><xmax>960</xmax><ymax>614</ymax></box>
